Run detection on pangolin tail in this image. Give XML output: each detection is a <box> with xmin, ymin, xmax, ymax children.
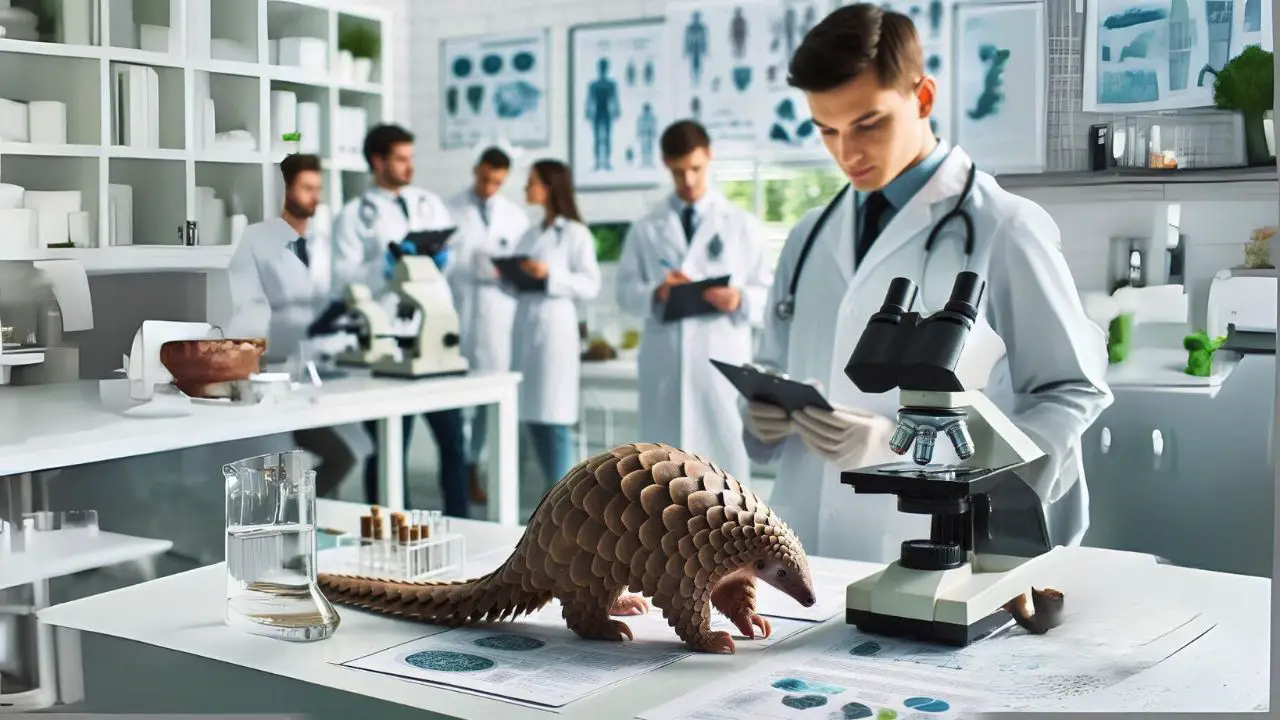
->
<box><xmin>317</xmin><ymin>564</ymin><xmax>551</xmax><ymax>626</ymax></box>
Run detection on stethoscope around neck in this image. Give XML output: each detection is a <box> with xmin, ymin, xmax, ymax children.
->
<box><xmin>774</xmin><ymin>161</ymin><xmax>978</xmax><ymax>321</ymax></box>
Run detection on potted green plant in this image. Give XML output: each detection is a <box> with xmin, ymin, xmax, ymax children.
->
<box><xmin>1213</xmin><ymin>45</ymin><xmax>1275</xmax><ymax>166</ymax></box>
<box><xmin>339</xmin><ymin>25</ymin><xmax>380</xmax><ymax>84</ymax></box>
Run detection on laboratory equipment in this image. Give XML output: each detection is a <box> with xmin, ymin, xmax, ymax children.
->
<box><xmin>1209</xmin><ymin>269</ymin><xmax>1277</xmax><ymax>354</ymax></box>
<box><xmin>370</xmin><ymin>255</ymin><xmax>469</xmax><ymax>379</ymax></box>
<box><xmin>840</xmin><ymin>271</ymin><xmax>1072</xmax><ymax>646</ymax></box>
<box><xmin>224</xmin><ymin>450</ymin><xmax>340</xmax><ymax>642</ymax></box>
<box><xmin>333</xmin><ymin>284</ymin><xmax>397</xmax><ymax>367</ymax></box>
<box><xmin>325</xmin><ymin>506</ymin><xmax>466</xmax><ymax>581</ymax></box>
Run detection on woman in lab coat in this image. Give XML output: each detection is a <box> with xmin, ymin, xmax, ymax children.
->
<box><xmin>741</xmin><ymin>5</ymin><xmax>1112</xmax><ymax>562</ymax></box>
<box><xmin>507</xmin><ymin>160</ymin><xmax>602</xmax><ymax>487</ymax></box>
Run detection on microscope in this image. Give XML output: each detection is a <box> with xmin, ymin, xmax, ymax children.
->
<box><xmin>841</xmin><ymin>271</ymin><xmax>1072</xmax><ymax>647</ymax></box>
<box><xmin>334</xmin><ymin>284</ymin><xmax>398</xmax><ymax>368</ymax></box>
<box><xmin>369</xmin><ymin>255</ymin><xmax>469</xmax><ymax>379</ymax></box>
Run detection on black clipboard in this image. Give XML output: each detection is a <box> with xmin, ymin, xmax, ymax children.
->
<box><xmin>492</xmin><ymin>255</ymin><xmax>547</xmax><ymax>292</ymax></box>
<box><xmin>662</xmin><ymin>275</ymin><xmax>732</xmax><ymax>322</ymax></box>
<box><xmin>403</xmin><ymin>228</ymin><xmax>456</xmax><ymax>257</ymax></box>
<box><xmin>710</xmin><ymin>359</ymin><xmax>834</xmax><ymax>413</ymax></box>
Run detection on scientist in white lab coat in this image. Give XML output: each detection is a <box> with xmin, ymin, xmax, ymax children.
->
<box><xmin>742</xmin><ymin>4</ymin><xmax>1112</xmax><ymax>561</ymax></box>
<box><xmin>330</xmin><ymin>124</ymin><xmax>470</xmax><ymax>518</ymax></box>
<box><xmin>506</xmin><ymin>159</ymin><xmax>602</xmax><ymax>486</ymax></box>
<box><xmin>614</xmin><ymin>120</ymin><xmax>771</xmax><ymax>481</ymax></box>
<box><xmin>447</xmin><ymin>145</ymin><xmax>530</xmax><ymax>504</ymax></box>
<box><xmin>225</xmin><ymin>153</ymin><xmax>373</xmax><ymax>497</ymax></box>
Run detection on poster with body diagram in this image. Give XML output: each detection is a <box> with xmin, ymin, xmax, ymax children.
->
<box><xmin>759</xmin><ymin>0</ymin><xmax>835</xmax><ymax>157</ymax></box>
<box><xmin>665</xmin><ymin>0</ymin><xmax>773</xmax><ymax>158</ymax></box>
<box><xmin>439</xmin><ymin>29</ymin><xmax>551</xmax><ymax>150</ymax></box>
<box><xmin>570</xmin><ymin>19</ymin><xmax>668</xmax><ymax>191</ymax></box>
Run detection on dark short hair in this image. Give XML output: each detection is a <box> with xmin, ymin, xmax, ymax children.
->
<box><xmin>660</xmin><ymin>120</ymin><xmax>711</xmax><ymax>159</ymax></box>
<box><xmin>280</xmin><ymin>153</ymin><xmax>321</xmax><ymax>187</ymax></box>
<box><xmin>530</xmin><ymin>160</ymin><xmax>582</xmax><ymax>224</ymax></box>
<box><xmin>477</xmin><ymin>147</ymin><xmax>511</xmax><ymax>170</ymax></box>
<box><xmin>787</xmin><ymin>4</ymin><xmax>923</xmax><ymax>92</ymax></box>
<box><xmin>363</xmin><ymin>124</ymin><xmax>414</xmax><ymax>168</ymax></box>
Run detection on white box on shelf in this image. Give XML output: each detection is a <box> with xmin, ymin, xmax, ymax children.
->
<box><xmin>0</xmin><ymin>208</ymin><xmax>38</xmax><ymax>253</ymax></box>
<box><xmin>270</xmin><ymin>90</ymin><xmax>298</xmax><ymax>150</ymax></box>
<box><xmin>112</xmin><ymin>65</ymin><xmax>157</xmax><ymax>148</ymax></box>
<box><xmin>277</xmin><ymin>37</ymin><xmax>327</xmax><ymax>69</ymax></box>
<box><xmin>297</xmin><ymin>101</ymin><xmax>321</xmax><ymax>154</ymax></box>
<box><xmin>27</xmin><ymin>101</ymin><xmax>67</xmax><ymax>146</ymax></box>
<box><xmin>210</xmin><ymin>38</ymin><xmax>254</xmax><ymax>63</ymax></box>
<box><xmin>68</xmin><ymin>210</ymin><xmax>92</xmax><ymax>247</ymax></box>
<box><xmin>337</xmin><ymin>106</ymin><xmax>368</xmax><ymax>156</ymax></box>
<box><xmin>23</xmin><ymin>191</ymin><xmax>81</xmax><ymax>248</ymax></box>
<box><xmin>58</xmin><ymin>0</ymin><xmax>94</xmax><ymax>45</ymax></box>
<box><xmin>0</xmin><ymin>183</ymin><xmax>23</xmax><ymax>211</ymax></box>
<box><xmin>107</xmin><ymin>184</ymin><xmax>133</xmax><ymax>246</ymax></box>
<box><xmin>139</xmin><ymin>24</ymin><xmax>172</xmax><ymax>54</ymax></box>
<box><xmin>338</xmin><ymin>50</ymin><xmax>355</xmax><ymax>83</ymax></box>
<box><xmin>0</xmin><ymin>99</ymin><xmax>29</xmax><ymax>143</ymax></box>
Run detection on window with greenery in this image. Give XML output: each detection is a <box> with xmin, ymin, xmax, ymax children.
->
<box><xmin>716</xmin><ymin>161</ymin><xmax>847</xmax><ymax>270</ymax></box>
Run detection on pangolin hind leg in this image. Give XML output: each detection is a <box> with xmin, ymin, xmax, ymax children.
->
<box><xmin>609</xmin><ymin>594</ymin><xmax>650</xmax><ymax>616</ymax></box>
<box><xmin>561</xmin><ymin>587</ymin><xmax>635</xmax><ymax>641</ymax></box>
<box><xmin>710</xmin><ymin>574</ymin><xmax>771</xmax><ymax>640</ymax></box>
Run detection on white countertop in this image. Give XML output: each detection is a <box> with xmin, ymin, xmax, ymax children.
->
<box><xmin>0</xmin><ymin>370</ymin><xmax>521</xmax><ymax>476</ymax></box>
<box><xmin>37</xmin><ymin>516</ymin><xmax>1270</xmax><ymax>717</ymax></box>
<box><xmin>579</xmin><ymin>358</ymin><xmax>638</xmax><ymax>382</ymax></box>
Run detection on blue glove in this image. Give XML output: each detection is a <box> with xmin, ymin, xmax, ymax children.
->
<box><xmin>432</xmin><ymin>247</ymin><xmax>451</xmax><ymax>270</ymax></box>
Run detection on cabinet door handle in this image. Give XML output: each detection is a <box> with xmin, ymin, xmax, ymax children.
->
<box><xmin>1151</xmin><ymin>429</ymin><xmax>1164</xmax><ymax>470</ymax></box>
<box><xmin>1099</xmin><ymin>426</ymin><xmax>1111</xmax><ymax>454</ymax></box>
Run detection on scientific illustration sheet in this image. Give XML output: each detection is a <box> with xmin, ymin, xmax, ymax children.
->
<box><xmin>343</xmin><ymin>608</ymin><xmax>812</xmax><ymax>708</ymax></box>
<box><xmin>440</xmin><ymin>29</ymin><xmax>551</xmax><ymax>149</ymax></box>
<box><xmin>571</xmin><ymin>19</ymin><xmax>669</xmax><ymax>190</ymax></box>
<box><xmin>759</xmin><ymin>0</ymin><xmax>833</xmax><ymax>156</ymax></box>
<box><xmin>664</xmin><ymin>0</ymin><xmax>773</xmax><ymax>157</ymax></box>
<box><xmin>954</xmin><ymin>2</ymin><xmax>1046</xmax><ymax>173</ymax></box>
<box><xmin>1084</xmin><ymin>0</ymin><xmax>1275</xmax><ymax>112</ymax></box>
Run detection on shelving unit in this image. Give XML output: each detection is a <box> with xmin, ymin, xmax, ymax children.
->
<box><xmin>0</xmin><ymin>0</ymin><xmax>391</xmax><ymax>274</ymax></box>
<box><xmin>996</xmin><ymin>166</ymin><xmax>1278</xmax><ymax>203</ymax></box>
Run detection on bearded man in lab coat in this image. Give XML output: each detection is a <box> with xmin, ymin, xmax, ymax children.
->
<box><xmin>741</xmin><ymin>4</ymin><xmax>1112</xmax><ymax>561</ymax></box>
<box><xmin>446</xmin><ymin>146</ymin><xmax>530</xmax><ymax>505</ymax></box>
<box><xmin>330</xmin><ymin>124</ymin><xmax>470</xmax><ymax>518</ymax></box>
<box><xmin>615</xmin><ymin>120</ymin><xmax>772</xmax><ymax>481</ymax></box>
<box><xmin>226</xmin><ymin>153</ymin><xmax>373</xmax><ymax>498</ymax></box>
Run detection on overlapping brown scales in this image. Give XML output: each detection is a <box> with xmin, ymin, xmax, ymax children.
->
<box><xmin>315</xmin><ymin>443</ymin><xmax>806</xmax><ymax>653</ymax></box>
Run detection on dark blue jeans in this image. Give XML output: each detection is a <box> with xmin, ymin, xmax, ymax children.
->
<box><xmin>526</xmin><ymin>422</ymin><xmax>573</xmax><ymax>489</ymax></box>
<box><xmin>363</xmin><ymin>410</ymin><xmax>469</xmax><ymax>518</ymax></box>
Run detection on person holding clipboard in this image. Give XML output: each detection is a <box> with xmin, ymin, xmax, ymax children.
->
<box><xmin>498</xmin><ymin>159</ymin><xmax>602</xmax><ymax>488</ymax></box>
<box><xmin>614</xmin><ymin>120</ymin><xmax>772</xmax><ymax>481</ymax></box>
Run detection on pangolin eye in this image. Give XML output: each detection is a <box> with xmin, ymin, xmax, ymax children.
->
<box><xmin>755</xmin><ymin>560</ymin><xmax>766</xmax><ymax>570</ymax></box>
<box><xmin>777</xmin><ymin>569</ymin><xmax>787</xmax><ymax>578</ymax></box>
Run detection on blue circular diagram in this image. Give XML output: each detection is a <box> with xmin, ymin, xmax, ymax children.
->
<box><xmin>404</xmin><ymin>650</ymin><xmax>495</xmax><ymax>673</ymax></box>
<box><xmin>904</xmin><ymin>697</ymin><xmax>951</xmax><ymax>713</ymax></box>
<box><xmin>451</xmin><ymin>57</ymin><xmax>473</xmax><ymax>79</ymax></box>
<box><xmin>850</xmin><ymin>641</ymin><xmax>882</xmax><ymax>656</ymax></box>
<box><xmin>473</xmin><ymin>634</ymin><xmax>546</xmax><ymax>651</ymax></box>
<box><xmin>841</xmin><ymin>702</ymin><xmax>873</xmax><ymax>719</ymax></box>
<box><xmin>782</xmin><ymin>695</ymin><xmax>828</xmax><ymax>710</ymax></box>
<box><xmin>512</xmin><ymin>51</ymin><xmax>535</xmax><ymax>72</ymax></box>
<box><xmin>482</xmin><ymin>54</ymin><xmax>504</xmax><ymax>75</ymax></box>
<box><xmin>772</xmin><ymin>678</ymin><xmax>806</xmax><ymax>692</ymax></box>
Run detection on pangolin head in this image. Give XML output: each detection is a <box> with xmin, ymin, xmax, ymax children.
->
<box><xmin>747</xmin><ymin>517</ymin><xmax>816</xmax><ymax>608</ymax></box>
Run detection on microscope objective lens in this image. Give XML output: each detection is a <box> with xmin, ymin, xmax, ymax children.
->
<box><xmin>945</xmin><ymin>421</ymin><xmax>975</xmax><ymax>460</ymax></box>
<box><xmin>913</xmin><ymin>426</ymin><xmax>937</xmax><ymax>466</ymax></box>
<box><xmin>888</xmin><ymin>421</ymin><xmax>916</xmax><ymax>455</ymax></box>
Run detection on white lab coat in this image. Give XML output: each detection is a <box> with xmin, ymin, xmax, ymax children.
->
<box><xmin>744</xmin><ymin>145</ymin><xmax>1113</xmax><ymax>562</ymax></box>
<box><xmin>447</xmin><ymin>190</ymin><xmax>530</xmax><ymax>372</ymax></box>
<box><xmin>615</xmin><ymin>191</ymin><xmax>772</xmax><ymax>480</ymax></box>
<box><xmin>225</xmin><ymin>217</ymin><xmax>320</xmax><ymax>361</ymax></box>
<box><xmin>509</xmin><ymin>216</ymin><xmax>602</xmax><ymax>424</ymax></box>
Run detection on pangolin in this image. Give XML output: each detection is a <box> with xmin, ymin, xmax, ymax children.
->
<box><xmin>318</xmin><ymin>443</ymin><xmax>817</xmax><ymax>654</ymax></box>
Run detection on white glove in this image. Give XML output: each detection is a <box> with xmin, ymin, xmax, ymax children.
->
<box><xmin>792</xmin><ymin>404</ymin><xmax>895</xmax><ymax>469</ymax></box>
<box><xmin>742</xmin><ymin>399</ymin><xmax>794</xmax><ymax>445</ymax></box>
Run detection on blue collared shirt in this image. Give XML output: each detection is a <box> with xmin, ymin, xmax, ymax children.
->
<box><xmin>855</xmin><ymin>139</ymin><xmax>951</xmax><ymax>238</ymax></box>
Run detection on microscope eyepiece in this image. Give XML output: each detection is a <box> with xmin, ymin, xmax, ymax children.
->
<box><xmin>943</xmin><ymin>271</ymin><xmax>985</xmax><ymax>321</ymax></box>
<box><xmin>881</xmin><ymin>277</ymin><xmax>918</xmax><ymax>316</ymax></box>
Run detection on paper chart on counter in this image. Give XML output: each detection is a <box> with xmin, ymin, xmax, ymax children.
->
<box><xmin>341</xmin><ymin>606</ymin><xmax>813</xmax><ymax>708</ymax></box>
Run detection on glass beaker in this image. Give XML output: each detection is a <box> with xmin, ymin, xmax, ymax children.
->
<box><xmin>223</xmin><ymin>450</ymin><xmax>340</xmax><ymax>642</ymax></box>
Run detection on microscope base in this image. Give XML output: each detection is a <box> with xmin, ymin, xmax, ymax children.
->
<box><xmin>845</xmin><ymin>547</ymin><xmax>1072</xmax><ymax>647</ymax></box>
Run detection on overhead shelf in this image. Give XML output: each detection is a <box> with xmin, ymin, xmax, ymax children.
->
<box><xmin>0</xmin><ymin>531</ymin><xmax>173</xmax><ymax>591</ymax></box>
<box><xmin>0</xmin><ymin>246</ymin><xmax>234</xmax><ymax>273</ymax></box>
<box><xmin>997</xmin><ymin>166</ymin><xmax>1277</xmax><ymax>202</ymax></box>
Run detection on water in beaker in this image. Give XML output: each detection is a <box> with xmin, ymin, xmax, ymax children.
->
<box><xmin>223</xmin><ymin>450</ymin><xmax>340</xmax><ymax>642</ymax></box>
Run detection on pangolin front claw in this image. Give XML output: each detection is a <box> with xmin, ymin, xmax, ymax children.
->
<box><xmin>727</xmin><ymin>612</ymin><xmax>771</xmax><ymax>640</ymax></box>
<box><xmin>609</xmin><ymin>594</ymin><xmax>650</xmax><ymax>617</ymax></box>
<box><xmin>691</xmin><ymin>630</ymin><xmax>736</xmax><ymax>654</ymax></box>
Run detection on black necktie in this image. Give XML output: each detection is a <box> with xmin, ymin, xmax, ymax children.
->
<box><xmin>680</xmin><ymin>205</ymin><xmax>695</xmax><ymax>244</ymax></box>
<box><xmin>291</xmin><ymin>237</ymin><xmax>310</xmax><ymax>268</ymax></box>
<box><xmin>856</xmin><ymin>191</ymin><xmax>891</xmax><ymax>268</ymax></box>
<box><xmin>395</xmin><ymin>195</ymin><xmax>410</xmax><ymax>219</ymax></box>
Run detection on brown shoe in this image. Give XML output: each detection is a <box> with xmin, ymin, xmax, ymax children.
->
<box><xmin>469</xmin><ymin>464</ymin><xmax>488</xmax><ymax>504</ymax></box>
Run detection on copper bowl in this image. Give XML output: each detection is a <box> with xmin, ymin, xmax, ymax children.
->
<box><xmin>160</xmin><ymin>338</ymin><xmax>267</xmax><ymax>398</ymax></box>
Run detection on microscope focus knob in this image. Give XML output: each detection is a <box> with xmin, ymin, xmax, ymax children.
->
<box><xmin>443</xmin><ymin>332</ymin><xmax>461</xmax><ymax>348</ymax></box>
<box><xmin>899</xmin><ymin>539</ymin><xmax>965</xmax><ymax>571</ymax></box>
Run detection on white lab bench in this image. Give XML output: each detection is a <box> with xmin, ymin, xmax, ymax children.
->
<box><xmin>33</xmin><ymin>498</ymin><xmax>1268</xmax><ymax>717</ymax></box>
<box><xmin>0</xmin><ymin>370</ymin><xmax>523</xmax><ymax>526</ymax></box>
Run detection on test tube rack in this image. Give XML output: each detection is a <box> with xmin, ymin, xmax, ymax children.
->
<box><xmin>328</xmin><ymin>508</ymin><xmax>465</xmax><ymax>582</ymax></box>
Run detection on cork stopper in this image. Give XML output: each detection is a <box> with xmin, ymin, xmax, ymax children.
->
<box><xmin>372</xmin><ymin>516</ymin><xmax>384</xmax><ymax>540</ymax></box>
<box><xmin>359</xmin><ymin>515</ymin><xmax>372</xmax><ymax>539</ymax></box>
<box><xmin>391</xmin><ymin>512</ymin><xmax>405</xmax><ymax>528</ymax></box>
<box><xmin>369</xmin><ymin>505</ymin><xmax>381</xmax><ymax>518</ymax></box>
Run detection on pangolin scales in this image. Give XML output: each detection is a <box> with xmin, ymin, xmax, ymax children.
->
<box><xmin>317</xmin><ymin>442</ymin><xmax>817</xmax><ymax>654</ymax></box>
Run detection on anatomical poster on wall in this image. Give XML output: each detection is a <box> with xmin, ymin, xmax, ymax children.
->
<box><xmin>570</xmin><ymin>19</ymin><xmax>668</xmax><ymax>191</ymax></box>
<box><xmin>664</xmin><ymin>0</ymin><xmax>774</xmax><ymax>158</ymax></box>
<box><xmin>439</xmin><ymin>29</ymin><xmax>551</xmax><ymax>150</ymax></box>
<box><xmin>759</xmin><ymin>0</ymin><xmax>834</xmax><ymax>156</ymax></box>
<box><xmin>1083</xmin><ymin>0</ymin><xmax>1275</xmax><ymax>112</ymax></box>
<box><xmin>954</xmin><ymin>2</ymin><xmax>1046</xmax><ymax>173</ymax></box>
